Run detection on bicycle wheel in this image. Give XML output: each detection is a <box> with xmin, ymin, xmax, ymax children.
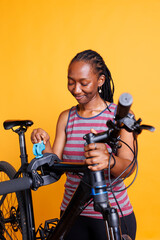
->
<box><xmin>0</xmin><ymin>161</ymin><xmax>28</xmax><ymax>240</ymax></box>
<box><xmin>122</xmin><ymin>234</ymin><xmax>132</xmax><ymax>240</ymax></box>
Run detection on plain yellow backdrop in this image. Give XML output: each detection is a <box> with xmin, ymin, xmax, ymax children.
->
<box><xmin>0</xmin><ymin>0</ymin><xmax>160</xmax><ymax>239</ymax></box>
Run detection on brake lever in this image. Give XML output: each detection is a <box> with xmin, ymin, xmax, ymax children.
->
<box><xmin>140</xmin><ymin>124</ymin><xmax>155</xmax><ymax>132</ymax></box>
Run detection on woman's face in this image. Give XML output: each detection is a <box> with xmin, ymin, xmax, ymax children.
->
<box><xmin>68</xmin><ymin>61</ymin><xmax>101</xmax><ymax>104</ymax></box>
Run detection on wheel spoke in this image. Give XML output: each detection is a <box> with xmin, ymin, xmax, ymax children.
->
<box><xmin>0</xmin><ymin>162</ymin><xmax>28</xmax><ymax>239</ymax></box>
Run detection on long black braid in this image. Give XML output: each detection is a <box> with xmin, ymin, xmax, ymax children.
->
<box><xmin>69</xmin><ymin>49</ymin><xmax>114</xmax><ymax>102</ymax></box>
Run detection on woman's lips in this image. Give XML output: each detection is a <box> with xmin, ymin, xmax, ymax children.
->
<box><xmin>75</xmin><ymin>95</ymin><xmax>84</xmax><ymax>100</ymax></box>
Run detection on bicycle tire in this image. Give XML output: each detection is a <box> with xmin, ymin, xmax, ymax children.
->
<box><xmin>122</xmin><ymin>234</ymin><xmax>132</xmax><ymax>240</ymax></box>
<box><xmin>0</xmin><ymin>161</ymin><xmax>28</xmax><ymax>240</ymax></box>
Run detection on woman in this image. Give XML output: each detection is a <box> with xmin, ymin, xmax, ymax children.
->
<box><xmin>31</xmin><ymin>50</ymin><xmax>137</xmax><ymax>240</ymax></box>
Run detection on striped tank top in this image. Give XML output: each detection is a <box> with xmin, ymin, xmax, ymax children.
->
<box><xmin>60</xmin><ymin>103</ymin><xmax>133</xmax><ymax>218</ymax></box>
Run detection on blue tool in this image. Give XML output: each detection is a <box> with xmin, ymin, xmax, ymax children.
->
<box><xmin>33</xmin><ymin>141</ymin><xmax>45</xmax><ymax>158</ymax></box>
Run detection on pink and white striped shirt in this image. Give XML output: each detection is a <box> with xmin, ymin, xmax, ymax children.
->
<box><xmin>60</xmin><ymin>103</ymin><xmax>133</xmax><ymax>218</ymax></box>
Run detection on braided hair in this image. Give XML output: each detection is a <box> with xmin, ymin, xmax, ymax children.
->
<box><xmin>69</xmin><ymin>50</ymin><xmax>114</xmax><ymax>102</ymax></box>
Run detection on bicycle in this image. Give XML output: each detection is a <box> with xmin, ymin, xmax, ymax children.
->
<box><xmin>0</xmin><ymin>93</ymin><xmax>155</xmax><ymax>240</ymax></box>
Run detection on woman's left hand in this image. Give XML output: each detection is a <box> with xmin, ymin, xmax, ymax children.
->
<box><xmin>84</xmin><ymin>142</ymin><xmax>113</xmax><ymax>171</ymax></box>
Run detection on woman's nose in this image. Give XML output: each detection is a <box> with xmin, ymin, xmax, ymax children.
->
<box><xmin>73</xmin><ymin>83</ymin><xmax>81</xmax><ymax>94</ymax></box>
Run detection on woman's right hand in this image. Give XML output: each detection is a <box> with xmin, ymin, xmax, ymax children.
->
<box><xmin>31</xmin><ymin>128</ymin><xmax>50</xmax><ymax>145</ymax></box>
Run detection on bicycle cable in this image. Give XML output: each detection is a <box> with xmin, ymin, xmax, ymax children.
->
<box><xmin>107</xmin><ymin>138</ymin><xmax>138</xmax><ymax>236</ymax></box>
<box><xmin>72</xmin><ymin>137</ymin><xmax>138</xmax><ymax>222</ymax></box>
<box><xmin>107</xmin><ymin>138</ymin><xmax>138</xmax><ymax>192</ymax></box>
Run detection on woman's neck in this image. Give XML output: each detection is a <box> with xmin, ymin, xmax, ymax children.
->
<box><xmin>77</xmin><ymin>96</ymin><xmax>109</xmax><ymax>117</ymax></box>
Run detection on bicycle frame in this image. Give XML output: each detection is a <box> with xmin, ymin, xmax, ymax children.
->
<box><xmin>0</xmin><ymin>153</ymin><xmax>123</xmax><ymax>240</ymax></box>
<box><xmin>46</xmin><ymin>162</ymin><xmax>122</xmax><ymax>240</ymax></box>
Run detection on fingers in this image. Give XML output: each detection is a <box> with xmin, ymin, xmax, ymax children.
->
<box><xmin>30</xmin><ymin>129</ymin><xmax>41</xmax><ymax>143</ymax></box>
<box><xmin>90</xmin><ymin>128</ymin><xmax>98</xmax><ymax>134</ymax></box>
<box><xmin>31</xmin><ymin>128</ymin><xmax>49</xmax><ymax>144</ymax></box>
<box><xmin>84</xmin><ymin>143</ymin><xmax>110</xmax><ymax>171</ymax></box>
<box><xmin>84</xmin><ymin>154</ymin><xmax>109</xmax><ymax>171</ymax></box>
<box><xmin>88</xmin><ymin>161</ymin><xmax>108</xmax><ymax>171</ymax></box>
<box><xmin>84</xmin><ymin>142</ymin><xmax>106</xmax><ymax>152</ymax></box>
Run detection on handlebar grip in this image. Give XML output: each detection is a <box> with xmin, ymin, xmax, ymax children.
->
<box><xmin>83</xmin><ymin>93</ymin><xmax>134</xmax><ymax>145</ymax></box>
<box><xmin>0</xmin><ymin>177</ymin><xmax>32</xmax><ymax>195</ymax></box>
<box><xmin>115</xmin><ymin>93</ymin><xmax>133</xmax><ymax>120</ymax></box>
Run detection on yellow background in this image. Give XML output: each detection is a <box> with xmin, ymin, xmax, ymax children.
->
<box><xmin>0</xmin><ymin>0</ymin><xmax>160</xmax><ymax>239</ymax></box>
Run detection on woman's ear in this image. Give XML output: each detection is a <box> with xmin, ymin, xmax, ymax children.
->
<box><xmin>98</xmin><ymin>74</ymin><xmax>105</xmax><ymax>87</ymax></box>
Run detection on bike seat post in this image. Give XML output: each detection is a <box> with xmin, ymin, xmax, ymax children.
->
<box><xmin>18</xmin><ymin>128</ymin><xmax>28</xmax><ymax>165</ymax></box>
<box><xmin>18</xmin><ymin>127</ymin><xmax>36</xmax><ymax>239</ymax></box>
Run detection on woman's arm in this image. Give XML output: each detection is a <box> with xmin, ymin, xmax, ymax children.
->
<box><xmin>52</xmin><ymin>110</ymin><xmax>69</xmax><ymax>159</ymax></box>
<box><xmin>109</xmin><ymin>129</ymin><xmax>136</xmax><ymax>178</ymax></box>
<box><xmin>31</xmin><ymin>109</ymin><xmax>69</xmax><ymax>160</ymax></box>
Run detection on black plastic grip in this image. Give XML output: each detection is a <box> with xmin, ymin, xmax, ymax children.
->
<box><xmin>115</xmin><ymin>93</ymin><xmax>133</xmax><ymax>120</ymax></box>
<box><xmin>0</xmin><ymin>177</ymin><xmax>32</xmax><ymax>195</ymax></box>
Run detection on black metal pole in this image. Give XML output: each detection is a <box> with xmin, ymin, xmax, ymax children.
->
<box><xmin>84</xmin><ymin>131</ymin><xmax>123</xmax><ymax>240</ymax></box>
<box><xmin>18</xmin><ymin>131</ymin><xmax>36</xmax><ymax>240</ymax></box>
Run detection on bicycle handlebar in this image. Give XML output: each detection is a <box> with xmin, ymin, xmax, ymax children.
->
<box><xmin>83</xmin><ymin>93</ymin><xmax>133</xmax><ymax>146</ymax></box>
<box><xmin>115</xmin><ymin>92</ymin><xmax>133</xmax><ymax>120</ymax></box>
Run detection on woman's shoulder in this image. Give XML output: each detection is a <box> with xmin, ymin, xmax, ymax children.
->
<box><xmin>55</xmin><ymin>109</ymin><xmax>70</xmax><ymax>131</ymax></box>
<box><xmin>58</xmin><ymin>109</ymin><xmax>70</xmax><ymax>121</ymax></box>
<box><xmin>58</xmin><ymin>106</ymin><xmax>76</xmax><ymax>123</ymax></box>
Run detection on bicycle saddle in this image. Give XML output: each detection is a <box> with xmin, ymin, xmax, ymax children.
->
<box><xmin>3</xmin><ymin>120</ymin><xmax>33</xmax><ymax>130</ymax></box>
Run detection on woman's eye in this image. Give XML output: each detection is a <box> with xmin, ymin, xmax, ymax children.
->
<box><xmin>68</xmin><ymin>81</ymin><xmax>74</xmax><ymax>86</ymax></box>
<box><xmin>81</xmin><ymin>82</ymin><xmax>89</xmax><ymax>86</ymax></box>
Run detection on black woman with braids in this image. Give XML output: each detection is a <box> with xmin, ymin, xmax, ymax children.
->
<box><xmin>31</xmin><ymin>50</ymin><xmax>137</xmax><ymax>240</ymax></box>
